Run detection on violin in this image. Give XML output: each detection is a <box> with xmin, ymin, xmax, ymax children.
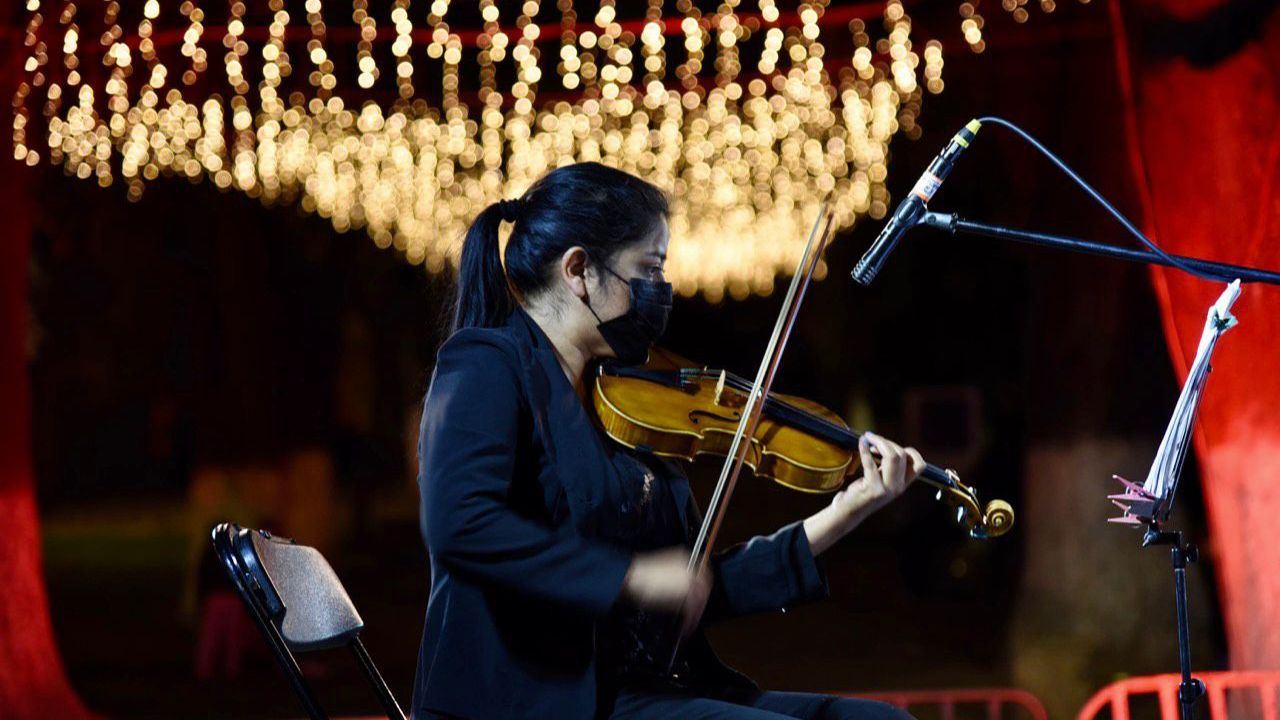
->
<box><xmin>593</xmin><ymin>347</ymin><xmax>1014</xmax><ymax>539</ymax></box>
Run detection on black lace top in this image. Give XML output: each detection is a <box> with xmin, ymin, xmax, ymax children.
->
<box><xmin>592</xmin><ymin>446</ymin><xmax>701</xmax><ymax>690</ymax></box>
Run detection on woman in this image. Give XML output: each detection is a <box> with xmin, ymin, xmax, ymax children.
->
<box><xmin>413</xmin><ymin>163</ymin><xmax>925</xmax><ymax>720</ymax></box>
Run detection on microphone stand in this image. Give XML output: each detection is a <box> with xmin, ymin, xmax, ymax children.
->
<box><xmin>904</xmin><ymin>211</ymin><xmax>1274</xmax><ymax>720</ymax></box>
<box><xmin>917</xmin><ymin>212</ymin><xmax>1280</xmax><ymax>286</ymax></box>
<box><xmin>854</xmin><ymin>115</ymin><xmax>1277</xmax><ymax>718</ymax></box>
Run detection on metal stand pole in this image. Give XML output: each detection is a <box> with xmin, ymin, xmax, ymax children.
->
<box><xmin>1145</xmin><ymin>528</ymin><xmax>1207</xmax><ymax>720</ymax></box>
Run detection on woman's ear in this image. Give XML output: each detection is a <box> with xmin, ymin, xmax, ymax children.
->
<box><xmin>559</xmin><ymin>245</ymin><xmax>592</xmax><ymax>301</ymax></box>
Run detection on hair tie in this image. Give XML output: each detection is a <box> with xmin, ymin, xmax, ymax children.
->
<box><xmin>497</xmin><ymin>198</ymin><xmax>523</xmax><ymax>223</ymax></box>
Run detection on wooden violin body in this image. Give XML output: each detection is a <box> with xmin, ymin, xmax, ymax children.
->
<box><xmin>593</xmin><ymin>347</ymin><xmax>1014</xmax><ymax>539</ymax></box>
<box><xmin>594</xmin><ymin>348</ymin><xmax>851</xmax><ymax>493</ymax></box>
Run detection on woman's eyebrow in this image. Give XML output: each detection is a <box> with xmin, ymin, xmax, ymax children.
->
<box><xmin>645</xmin><ymin>251</ymin><xmax>667</xmax><ymax>261</ymax></box>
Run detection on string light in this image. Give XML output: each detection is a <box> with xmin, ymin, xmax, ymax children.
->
<box><xmin>10</xmin><ymin>1</ymin><xmax>1042</xmax><ymax>300</ymax></box>
<box><xmin>958</xmin><ymin>2</ymin><xmax>986</xmax><ymax>52</ymax></box>
<box><xmin>392</xmin><ymin>1</ymin><xmax>414</xmax><ymax>100</ymax></box>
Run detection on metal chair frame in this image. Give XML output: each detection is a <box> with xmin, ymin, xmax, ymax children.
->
<box><xmin>211</xmin><ymin>522</ymin><xmax>407</xmax><ymax>720</ymax></box>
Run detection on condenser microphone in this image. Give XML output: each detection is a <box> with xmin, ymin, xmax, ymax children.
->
<box><xmin>851</xmin><ymin>120</ymin><xmax>982</xmax><ymax>285</ymax></box>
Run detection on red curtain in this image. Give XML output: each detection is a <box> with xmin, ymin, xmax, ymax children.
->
<box><xmin>1110</xmin><ymin>0</ymin><xmax>1280</xmax><ymax>670</ymax></box>
<box><xmin>0</xmin><ymin>19</ymin><xmax>95</xmax><ymax>720</ymax></box>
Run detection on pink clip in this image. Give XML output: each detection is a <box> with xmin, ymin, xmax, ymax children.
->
<box><xmin>1108</xmin><ymin>475</ymin><xmax>1158</xmax><ymax>525</ymax></box>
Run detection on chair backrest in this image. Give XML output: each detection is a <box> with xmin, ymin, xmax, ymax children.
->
<box><xmin>245</xmin><ymin>529</ymin><xmax>365</xmax><ymax>651</ymax></box>
<box><xmin>211</xmin><ymin>522</ymin><xmax>406</xmax><ymax>720</ymax></box>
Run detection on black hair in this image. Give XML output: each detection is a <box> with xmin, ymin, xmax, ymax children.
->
<box><xmin>450</xmin><ymin>162</ymin><xmax>670</xmax><ymax>334</ymax></box>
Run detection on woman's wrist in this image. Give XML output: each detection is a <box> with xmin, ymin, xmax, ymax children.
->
<box><xmin>802</xmin><ymin>502</ymin><xmax>865</xmax><ymax>557</ymax></box>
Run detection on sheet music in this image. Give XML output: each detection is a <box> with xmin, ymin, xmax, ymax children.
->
<box><xmin>1110</xmin><ymin>279</ymin><xmax>1241</xmax><ymax>527</ymax></box>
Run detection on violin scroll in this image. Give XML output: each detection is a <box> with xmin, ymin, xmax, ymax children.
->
<box><xmin>937</xmin><ymin>469</ymin><xmax>1014</xmax><ymax>539</ymax></box>
<box><xmin>981</xmin><ymin>499</ymin><xmax>1015</xmax><ymax>538</ymax></box>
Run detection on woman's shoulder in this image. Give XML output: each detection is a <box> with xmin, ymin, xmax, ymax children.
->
<box><xmin>436</xmin><ymin>324</ymin><xmax>523</xmax><ymax>369</ymax></box>
<box><xmin>426</xmin><ymin>325</ymin><xmax>529</xmax><ymax>416</ymax></box>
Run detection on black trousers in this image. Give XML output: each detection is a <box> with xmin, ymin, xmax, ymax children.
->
<box><xmin>609</xmin><ymin>689</ymin><xmax>918</xmax><ymax>720</ymax></box>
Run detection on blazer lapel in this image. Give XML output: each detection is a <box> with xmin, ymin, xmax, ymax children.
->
<box><xmin>506</xmin><ymin>309</ymin><xmax>613</xmax><ymax>532</ymax></box>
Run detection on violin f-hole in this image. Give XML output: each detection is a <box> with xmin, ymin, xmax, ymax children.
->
<box><xmin>689</xmin><ymin>409</ymin><xmax>741</xmax><ymax>425</ymax></box>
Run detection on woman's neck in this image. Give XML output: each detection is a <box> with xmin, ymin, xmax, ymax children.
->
<box><xmin>523</xmin><ymin>304</ymin><xmax>592</xmax><ymax>394</ymax></box>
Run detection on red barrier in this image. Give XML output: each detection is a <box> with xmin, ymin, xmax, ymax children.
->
<box><xmin>1077</xmin><ymin>671</ymin><xmax>1280</xmax><ymax>720</ymax></box>
<box><xmin>339</xmin><ymin>689</ymin><xmax>1051</xmax><ymax>720</ymax></box>
<box><xmin>834</xmin><ymin>688</ymin><xmax>1050</xmax><ymax>720</ymax></box>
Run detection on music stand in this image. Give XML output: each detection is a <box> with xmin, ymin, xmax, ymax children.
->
<box><xmin>1108</xmin><ymin>279</ymin><xmax>1242</xmax><ymax>720</ymax></box>
<box><xmin>853</xmin><ymin>117</ymin><xmax>1273</xmax><ymax>720</ymax></box>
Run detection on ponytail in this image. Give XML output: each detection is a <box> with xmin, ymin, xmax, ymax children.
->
<box><xmin>448</xmin><ymin>162</ymin><xmax>669</xmax><ymax>337</ymax></box>
<box><xmin>450</xmin><ymin>203</ymin><xmax>514</xmax><ymax>334</ymax></box>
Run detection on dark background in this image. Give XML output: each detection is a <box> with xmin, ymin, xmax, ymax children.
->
<box><xmin>27</xmin><ymin>2</ymin><xmax>1227</xmax><ymax>718</ymax></box>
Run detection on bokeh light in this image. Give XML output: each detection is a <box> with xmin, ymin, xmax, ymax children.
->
<box><xmin>13</xmin><ymin>0</ymin><xmax>953</xmax><ymax>300</ymax></box>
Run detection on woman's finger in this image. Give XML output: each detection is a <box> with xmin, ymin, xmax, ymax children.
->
<box><xmin>904</xmin><ymin>447</ymin><xmax>926</xmax><ymax>484</ymax></box>
<box><xmin>889</xmin><ymin>440</ymin><xmax>909</xmax><ymax>493</ymax></box>
<box><xmin>857</xmin><ymin>434</ymin><xmax>881</xmax><ymax>488</ymax></box>
<box><xmin>866</xmin><ymin>432</ymin><xmax>903</xmax><ymax>492</ymax></box>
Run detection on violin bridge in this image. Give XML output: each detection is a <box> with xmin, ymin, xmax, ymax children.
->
<box><xmin>714</xmin><ymin>369</ymin><xmax>727</xmax><ymax>406</ymax></box>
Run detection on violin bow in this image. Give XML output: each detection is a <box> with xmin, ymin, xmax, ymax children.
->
<box><xmin>665</xmin><ymin>198</ymin><xmax>837</xmax><ymax>670</ymax></box>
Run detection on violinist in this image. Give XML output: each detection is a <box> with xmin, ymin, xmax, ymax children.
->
<box><xmin>413</xmin><ymin>162</ymin><xmax>926</xmax><ymax>720</ymax></box>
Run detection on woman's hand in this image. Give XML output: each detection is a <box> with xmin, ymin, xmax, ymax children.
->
<box><xmin>621</xmin><ymin>547</ymin><xmax>712</xmax><ymax>638</ymax></box>
<box><xmin>802</xmin><ymin>432</ymin><xmax>926</xmax><ymax>556</ymax></box>
<box><xmin>831</xmin><ymin>431</ymin><xmax>926</xmax><ymax>522</ymax></box>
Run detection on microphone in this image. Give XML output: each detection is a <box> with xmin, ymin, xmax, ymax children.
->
<box><xmin>851</xmin><ymin>119</ymin><xmax>983</xmax><ymax>285</ymax></box>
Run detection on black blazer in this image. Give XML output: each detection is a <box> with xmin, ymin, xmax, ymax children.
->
<box><xmin>412</xmin><ymin>307</ymin><xmax>830</xmax><ymax>720</ymax></box>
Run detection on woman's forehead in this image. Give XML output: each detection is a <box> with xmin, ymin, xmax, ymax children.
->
<box><xmin>615</xmin><ymin>218</ymin><xmax>668</xmax><ymax>264</ymax></box>
<box><xmin>641</xmin><ymin>218</ymin><xmax>670</xmax><ymax>256</ymax></box>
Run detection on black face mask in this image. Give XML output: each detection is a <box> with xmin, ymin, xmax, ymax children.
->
<box><xmin>585</xmin><ymin>263</ymin><xmax>673</xmax><ymax>366</ymax></box>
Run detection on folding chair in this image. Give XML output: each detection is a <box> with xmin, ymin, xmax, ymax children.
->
<box><xmin>210</xmin><ymin>522</ymin><xmax>407</xmax><ymax>720</ymax></box>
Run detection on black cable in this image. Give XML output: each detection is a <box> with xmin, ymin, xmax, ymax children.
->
<box><xmin>974</xmin><ymin>116</ymin><xmax>1234</xmax><ymax>284</ymax></box>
